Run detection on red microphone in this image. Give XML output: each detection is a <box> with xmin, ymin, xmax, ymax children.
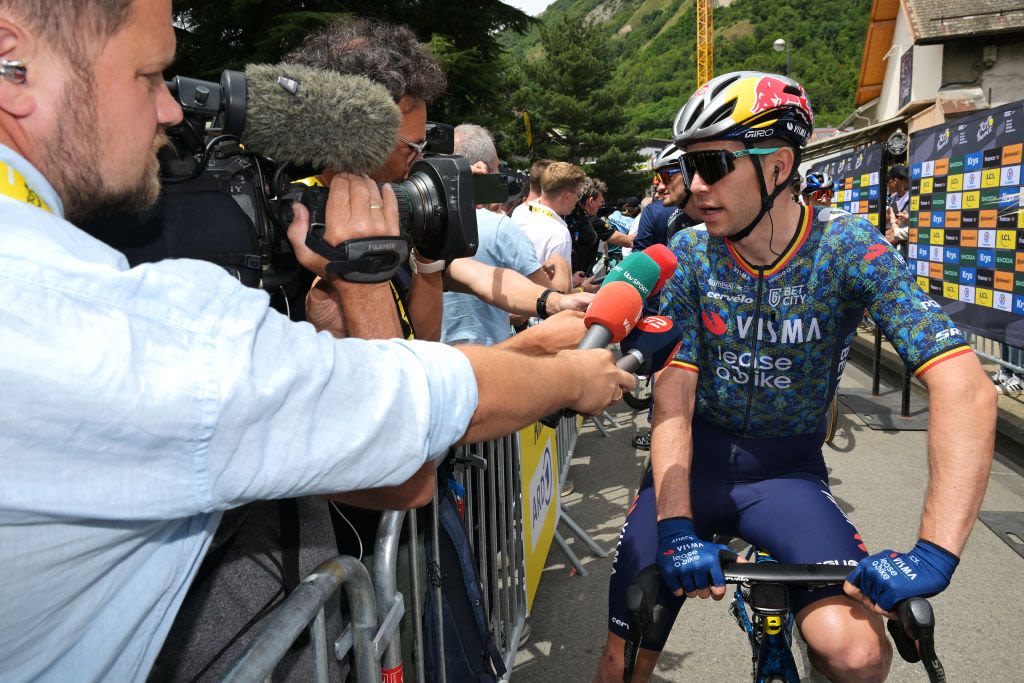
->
<box><xmin>642</xmin><ymin>244</ymin><xmax>678</xmax><ymax>294</ymax></box>
<box><xmin>579</xmin><ymin>280</ymin><xmax>645</xmax><ymax>350</ymax></box>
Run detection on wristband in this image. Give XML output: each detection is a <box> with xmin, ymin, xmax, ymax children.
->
<box><xmin>411</xmin><ymin>251</ymin><xmax>445</xmax><ymax>274</ymax></box>
<box><xmin>536</xmin><ymin>288</ymin><xmax>556</xmax><ymax>319</ymax></box>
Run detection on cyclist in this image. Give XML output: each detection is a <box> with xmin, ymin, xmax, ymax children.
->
<box><xmin>801</xmin><ymin>171</ymin><xmax>835</xmax><ymax>207</ymax></box>
<box><xmin>594</xmin><ymin>71</ymin><xmax>996</xmax><ymax>683</ymax></box>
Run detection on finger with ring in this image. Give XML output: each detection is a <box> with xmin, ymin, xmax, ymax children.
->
<box><xmin>369</xmin><ymin>203</ymin><xmax>383</xmax><ymax>209</ymax></box>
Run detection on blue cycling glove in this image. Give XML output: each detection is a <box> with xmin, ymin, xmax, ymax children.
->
<box><xmin>656</xmin><ymin>517</ymin><xmax>732</xmax><ymax>595</ymax></box>
<box><xmin>846</xmin><ymin>540</ymin><xmax>959</xmax><ymax>612</ymax></box>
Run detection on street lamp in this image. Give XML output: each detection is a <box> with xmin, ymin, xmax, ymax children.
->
<box><xmin>773</xmin><ymin>38</ymin><xmax>790</xmax><ymax>77</ymax></box>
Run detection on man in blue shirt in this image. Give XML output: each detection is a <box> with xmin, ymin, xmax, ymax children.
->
<box><xmin>0</xmin><ymin>2</ymin><xmax>634</xmax><ymax>679</ymax></box>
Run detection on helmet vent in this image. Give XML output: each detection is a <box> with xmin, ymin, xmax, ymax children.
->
<box><xmin>685</xmin><ymin>101</ymin><xmax>706</xmax><ymax>130</ymax></box>
<box><xmin>712</xmin><ymin>73</ymin><xmax>741</xmax><ymax>98</ymax></box>
<box><xmin>706</xmin><ymin>99</ymin><xmax>737</xmax><ymax>127</ymax></box>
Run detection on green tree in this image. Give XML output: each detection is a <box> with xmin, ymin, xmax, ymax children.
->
<box><xmin>505</xmin><ymin>15</ymin><xmax>643</xmax><ymax>196</ymax></box>
<box><xmin>169</xmin><ymin>0</ymin><xmax>533</xmax><ymax>125</ymax></box>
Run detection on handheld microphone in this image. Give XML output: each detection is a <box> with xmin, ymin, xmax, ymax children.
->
<box><xmin>642</xmin><ymin>244</ymin><xmax>678</xmax><ymax>294</ymax></box>
<box><xmin>578</xmin><ymin>281</ymin><xmax>646</xmax><ymax>350</ymax></box>
<box><xmin>601</xmin><ymin>251</ymin><xmax>662</xmax><ymax>301</ymax></box>
<box><xmin>616</xmin><ymin>316</ymin><xmax>684</xmax><ymax>374</ymax></box>
<box><xmin>539</xmin><ymin>282</ymin><xmax>643</xmax><ymax>428</ymax></box>
<box><xmin>241</xmin><ymin>63</ymin><xmax>402</xmax><ymax>174</ymax></box>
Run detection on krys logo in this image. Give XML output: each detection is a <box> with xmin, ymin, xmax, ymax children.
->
<box><xmin>937</xmin><ymin>128</ymin><xmax>951</xmax><ymax>151</ymax></box>
<box><xmin>702</xmin><ymin>310</ymin><xmax>727</xmax><ymax>335</ymax></box>
<box><xmin>977</xmin><ymin>115</ymin><xmax>995</xmax><ymax>142</ymax></box>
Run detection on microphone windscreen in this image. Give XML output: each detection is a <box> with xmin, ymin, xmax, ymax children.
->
<box><xmin>619</xmin><ymin>315</ymin><xmax>684</xmax><ymax>374</ymax></box>
<box><xmin>642</xmin><ymin>244</ymin><xmax>678</xmax><ymax>294</ymax></box>
<box><xmin>584</xmin><ymin>281</ymin><xmax>644</xmax><ymax>343</ymax></box>
<box><xmin>242</xmin><ymin>63</ymin><xmax>401</xmax><ymax>174</ymax></box>
<box><xmin>602</xmin><ymin>251</ymin><xmax>661</xmax><ymax>301</ymax></box>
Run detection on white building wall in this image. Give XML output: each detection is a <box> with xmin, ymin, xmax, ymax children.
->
<box><xmin>876</xmin><ymin>6</ymin><xmax>943</xmax><ymax>121</ymax></box>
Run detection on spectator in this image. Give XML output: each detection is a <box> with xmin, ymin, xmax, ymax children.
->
<box><xmin>886</xmin><ymin>163</ymin><xmax>910</xmax><ymax>246</ymax></box>
<box><xmin>443</xmin><ymin>124</ymin><xmax>593</xmax><ymax>347</ymax></box>
<box><xmin>511</xmin><ymin>161</ymin><xmax>585</xmax><ymax>292</ymax></box>
<box><xmin>0</xmin><ymin>2</ymin><xmax>634</xmax><ymax>679</ymax></box>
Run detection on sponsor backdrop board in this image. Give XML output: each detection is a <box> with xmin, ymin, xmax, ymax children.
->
<box><xmin>907</xmin><ymin>100</ymin><xmax>1024</xmax><ymax>344</ymax></box>
<box><xmin>518</xmin><ymin>422</ymin><xmax>559</xmax><ymax>613</ymax></box>
<box><xmin>809</xmin><ymin>144</ymin><xmax>884</xmax><ymax>228</ymax></box>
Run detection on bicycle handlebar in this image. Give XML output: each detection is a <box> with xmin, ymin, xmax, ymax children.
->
<box><xmin>623</xmin><ymin>562</ymin><xmax>946</xmax><ymax>683</ymax></box>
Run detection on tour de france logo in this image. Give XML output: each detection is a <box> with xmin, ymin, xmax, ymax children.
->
<box><xmin>937</xmin><ymin>128</ymin><xmax>951</xmax><ymax>151</ymax></box>
<box><xmin>855</xmin><ymin>152</ymin><xmax>864</xmax><ymax>170</ymax></box>
<box><xmin>977</xmin><ymin>115</ymin><xmax>995</xmax><ymax>143</ymax></box>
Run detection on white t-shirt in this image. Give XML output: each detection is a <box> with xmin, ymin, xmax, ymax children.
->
<box><xmin>511</xmin><ymin>200</ymin><xmax>573</xmax><ymax>267</ymax></box>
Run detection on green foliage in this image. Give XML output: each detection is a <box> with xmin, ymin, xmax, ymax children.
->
<box><xmin>170</xmin><ymin>0</ymin><xmax>534</xmax><ymax>123</ymax></box>
<box><xmin>507</xmin><ymin>0</ymin><xmax>871</xmax><ymax>131</ymax></box>
<box><xmin>499</xmin><ymin>15</ymin><xmax>643</xmax><ymax>197</ymax></box>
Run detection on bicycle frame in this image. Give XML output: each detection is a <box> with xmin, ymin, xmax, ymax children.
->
<box><xmin>729</xmin><ymin>549</ymin><xmax>801</xmax><ymax>683</ymax></box>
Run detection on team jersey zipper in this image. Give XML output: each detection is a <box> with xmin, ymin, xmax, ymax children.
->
<box><xmin>738</xmin><ymin>269</ymin><xmax>767</xmax><ymax>440</ymax></box>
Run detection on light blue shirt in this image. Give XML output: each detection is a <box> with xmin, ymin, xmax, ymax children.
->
<box><xmin>441</xmin><ymin>209</ymin><xmax>541</xmax><ymax>346</ymax></box>
<box><xmin>0</xmin><ymin>145</ymin><xmax>478</xmax><ymax>681</ymax></box>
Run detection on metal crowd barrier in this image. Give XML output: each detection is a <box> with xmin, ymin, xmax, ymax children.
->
<box><xmin>551</xmin><ymin>414</ymin><xmax>609</xmax><ymax>576</ymax></box>
<box><xmin>963</xmin><ymin>331</ymin><xmax>1024</xmax><ymax>376</ymax></box>
<box><xmin>219</xmin><ymin>424</ymin><xmax>559</xmax><ymax>682</ymax></box>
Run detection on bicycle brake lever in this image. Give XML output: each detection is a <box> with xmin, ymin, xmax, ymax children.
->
<box><xmin>887</xmin><ymin>598</ymin><xmax>946</xmax><ymax>682</ymax></box>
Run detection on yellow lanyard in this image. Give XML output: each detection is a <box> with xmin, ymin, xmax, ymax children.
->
<box><xmin>0</xmin><ymin>160</ymin><xmax>52</xmax><ymax>213</ymax></box>
<box><xmin>528</xmin><ymin>202</ymin><xmax>562</xmax><ymax>223</ymax></box>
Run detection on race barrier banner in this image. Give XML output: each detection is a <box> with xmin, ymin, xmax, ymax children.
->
<box><xmin>517</xmin><ymin>421</ymin><xmax>560</xmax><ymax>613</ymax></box>
<box><xmin>907</xmin><ymin>100</ymin><xmax>1024</xmax><ymax>344</ymax></box>
<box><xmin>810</xmin><ymin>143</ymin><xmax>884</xmax><ymax>228</ymax></box>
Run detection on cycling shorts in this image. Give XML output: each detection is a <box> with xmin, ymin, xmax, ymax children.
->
<box><xmin>607</xmin><ymin>416</ymin><xmax>868</xmax><ymax>650</ymax></box>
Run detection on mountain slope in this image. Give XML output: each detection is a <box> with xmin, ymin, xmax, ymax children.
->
<box><xmin>503</xmin><ymin>0</ymin><xmax>870</xmax><ymax>133</ymax></box>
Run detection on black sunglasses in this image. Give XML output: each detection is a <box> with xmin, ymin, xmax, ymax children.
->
<box><xmin>678</xmin><ymin>148</ymin><xmax>780</xmax><ymax>188</ymax></box>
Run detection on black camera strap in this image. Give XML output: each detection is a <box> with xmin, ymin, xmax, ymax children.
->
<box><xmin>304</xmin><ymin>229</ymin><xmax>411</xmax><ymax>283</ymax></box>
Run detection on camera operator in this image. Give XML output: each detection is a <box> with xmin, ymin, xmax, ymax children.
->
<box><xmin>0</xmin><ymin>2</ymin><xmax>634</xmax><ymax>680</ymax></box>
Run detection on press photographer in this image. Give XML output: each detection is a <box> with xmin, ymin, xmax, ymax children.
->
<box><xmin>0</xmin><ymin>2</ymin><xmax>634</xmax><ymax>679</ymax></box>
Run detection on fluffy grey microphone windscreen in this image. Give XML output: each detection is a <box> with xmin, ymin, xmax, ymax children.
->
<box><xmin>242</xmin><ymin>63</ymin><xmax>401</xmax><ymax>174</ymax></box>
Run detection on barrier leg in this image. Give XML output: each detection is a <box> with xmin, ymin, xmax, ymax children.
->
<box><xmin>222</xmin><ymin>556</ymin><xmax>379</xmax><ymax>683</ymax></box>
<box><xmin>429</xmin><ymin>490</ymin><xmax>447</xmax><ymax>683</ymax></box>
<box><xmin>407</xmin><ymin>511</ymin><xmax>426</xmax><ymax>683</ymax></box>
<box><xmin>588</xmin><ymin>414</ymin><xmax>611</xmax><ymax>438</ymax></box>
<box><xmin>373</xmin><ymin>511</ymin><xmax>406</xmax><ymax>678</ymax></box>
<box><xmin>559</xmin><ymin>509</ymin><xmax>609</xmax><ymax>558</ymax></box>
<box><xmin>872</xmin><ymin>324</ymin><xmax>883</xmax><ymax>396</ymax></box>
<box><xmin>553</xmin><ymin>529</ymin><xmax>589</xmax><ymax>576</ymax></box>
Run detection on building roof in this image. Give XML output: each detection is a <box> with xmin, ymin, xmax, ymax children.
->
<box><xmin>904</xmin><ymin>0</ymin><xmax>1024</xmax><ymax>44</ymax></box>
<box><xmin>855</xmin><ymin>0</ymin><xmax>1024</xmax><ymax>106</ymax></box>
<box><xmin>855</xmin><ymin>0</ymin><xmax>900</xmax><ymax>106</ymax></box>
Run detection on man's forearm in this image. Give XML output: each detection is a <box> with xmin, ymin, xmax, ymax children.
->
<box><xmin>918</xmin><ymin>356</ymin><xmax>996</xmax><ymax>555</ymax></box>
<box><xmin>446</xmin><ymin>258</ymin><xmax>543</xmax><ymax>317</ymax></box>
<box><xmin>332</xmin><ymin>281</ymin><xmax>402</xmax><ymax>339</ymax></box>
<box><xmin>407</xmin><ymin>272</ymin><xmax>443</xmax><ymax>341</ymax></box>
<box><xmin>650</xmin><ymin>368</ymin><xmax>697</xmax><ymax>521</ymax></box>
<box><xmin>548</xmin><ymin>256</ymin><xmax>571</xmax><ymax>293</ymax></box>
<box><xmin>606</xmin><ymin>231</ymin><xmax>634</xmax><ymax>247</ymax></box>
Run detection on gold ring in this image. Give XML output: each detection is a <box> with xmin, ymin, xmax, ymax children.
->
<box><xmin>614</xmin><ymin>388</ymin><xmax>623</xmax><ymax>402</ymax></box>
<box><xmin>369</xmin><ymin>203</ymin><xmax>383</xmax><ymax>209</ymax></box>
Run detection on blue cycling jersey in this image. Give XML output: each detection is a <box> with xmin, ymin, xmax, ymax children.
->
<box><xmin>660</xmin><ymin>205</ymin><xmax>970</xmax><ymax>437</ymax></box>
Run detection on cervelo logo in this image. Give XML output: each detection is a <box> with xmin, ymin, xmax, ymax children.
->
<box><xmin>708</xmin><ymin>289</ymin><xmax>754</xmax><ymax>304</ymax></box>
<box><xmin>702</xmin><ymin>310</ymin><xmax>727</xmax><ymax>335</ymax></box>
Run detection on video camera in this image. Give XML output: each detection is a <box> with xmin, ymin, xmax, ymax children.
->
<box><xmin>88</xmin><ymin>67</ymin><xmax>504</xmax><ymax>317</ymax></box>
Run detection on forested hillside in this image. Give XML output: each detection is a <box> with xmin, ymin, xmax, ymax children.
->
<box><xmin>502</xmin><ymin>0</ymin><xmax>870</xmax><ymax>135</ymax></box>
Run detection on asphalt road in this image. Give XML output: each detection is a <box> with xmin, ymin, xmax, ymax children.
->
<box><xmin>512</xmin><ymin>359</ymin><xmax>1024</xmax><ymax>682</ymax></box>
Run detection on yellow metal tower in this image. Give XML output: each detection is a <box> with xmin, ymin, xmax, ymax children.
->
<box><xmin>696</xmin><ymin>0</ymin><xmax>713</xmax><ymax>86</ymax></box>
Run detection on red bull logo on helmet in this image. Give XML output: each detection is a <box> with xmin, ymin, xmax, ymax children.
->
<box><xmin>752</xmin><ymin>76</ymin><xmax>810</xmax><ymax>116</ymax></box>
